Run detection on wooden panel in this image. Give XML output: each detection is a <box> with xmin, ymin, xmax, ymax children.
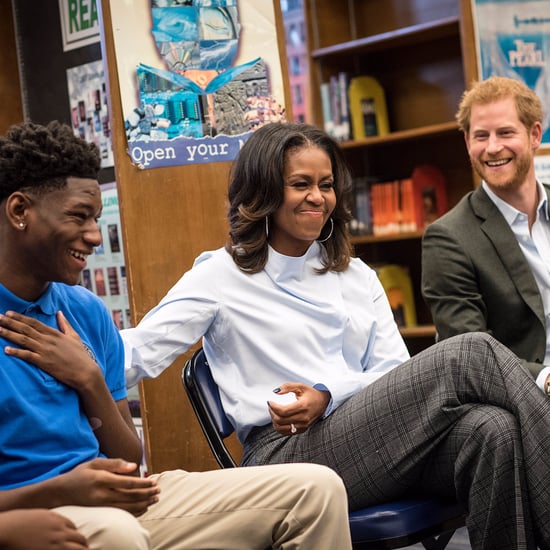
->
<box><xmin>100</xmin><ymin>0</ymin><xmax>234</xmax><ymax>473</ymax></box>
<box><xmin>307</xmin><ymin>0</ymin><xmax>352</xmax><ymax>49</ymax></box>
<box><xmin>0</xmin><ymin>0</ymin><xmax>23</xmax><ymax>132</ymax></box>
<box><xmin>100</xmin><ymin>1</ymin><xmax>287</xmax><ymax>473</ymax></box>
<box><xmin>459</xmin><ymin>0</ymin><xmax>479</xmax><ymax>87</ymax></box>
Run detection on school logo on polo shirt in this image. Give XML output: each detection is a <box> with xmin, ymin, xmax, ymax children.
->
<box><xmin>82</xmin><ymin>342</ymin><xmax>98</xmax><ymax>365</ymax></box>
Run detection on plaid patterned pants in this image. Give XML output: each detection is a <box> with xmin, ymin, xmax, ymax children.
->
<box><xmin>243</xmin><ymin>332</ymin><xmax>550</xmax><ymax>550</ymax></box>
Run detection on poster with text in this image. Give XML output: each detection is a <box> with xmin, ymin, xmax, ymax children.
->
<box><xmin>58</xmin><ymin>0</ymin><xmax>100</xmax><ymax>51</ymax></box>
<box><xmin>67</xmin><ymin>60</ymin><xmax>114</xmax><ymax>167</ymax></box>
<box><xmin>471</xmin><ymin>0</ymin><xmax>550</xmax><ymax>145</ymax></box>
<box><xmin>108</xmin><ymin>0</ymin><xmax>287</xmax><ymax>170</ymax></box>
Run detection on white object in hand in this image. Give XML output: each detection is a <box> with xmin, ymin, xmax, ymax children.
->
<box><xmin>271</xmin><ymin>391</ymin><xmax>297</xmax><ymax>405</ymax></box>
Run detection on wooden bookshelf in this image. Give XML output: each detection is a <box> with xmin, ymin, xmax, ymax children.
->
<box><xmin>305</xmin><ymin>0</ymin><xmax>479</xmax><ymax>354</ymax></box>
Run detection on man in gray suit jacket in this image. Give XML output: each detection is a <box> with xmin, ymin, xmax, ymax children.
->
<box><xmin>422</xmin><ymin>76</ymin><xmax>550</xmax><ymax>390</ymax></box>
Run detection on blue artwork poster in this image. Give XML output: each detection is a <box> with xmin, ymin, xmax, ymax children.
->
<box><xmin>108</xmin><ymin>0</ymin><xmax>287</xmax><ymax>169</ymax></box>
<box><xmin>472</xmin><ymin>0</ymin><xmax>550</xmax><ymax>145</ymax></box>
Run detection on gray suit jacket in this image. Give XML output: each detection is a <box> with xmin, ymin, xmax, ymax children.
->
<box><xmin>421</xmin><ymin>184</ymin><xmax>550</xmax><ymax>379</ymax></box>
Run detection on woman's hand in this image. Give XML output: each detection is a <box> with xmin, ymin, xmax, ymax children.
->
<box><xmin>268</xmin><ymin>383</ymin><xmax>330</xmax><ymax>436</ymax></box>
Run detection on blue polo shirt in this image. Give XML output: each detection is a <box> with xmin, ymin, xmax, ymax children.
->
<box><xmin>0</xmin><ymin>282</ymin><xmax>126</xmax><ymax>489</ymax></box>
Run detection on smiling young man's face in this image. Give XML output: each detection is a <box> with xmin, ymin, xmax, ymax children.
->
<box><xmin>465</xmin><ymin>96</ymin><xmax>542</xmax><ymax>193</ymax></box>
<box><xmin>19</xmin><ymin>177</ymin><xmax>102</xmax><ymax>297</ymax></box>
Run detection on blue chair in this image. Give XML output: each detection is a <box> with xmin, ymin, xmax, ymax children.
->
<box><xmin>182</xmin><ymin>348</ymin><xmax>466</xmax><ymax>549</ymax></box>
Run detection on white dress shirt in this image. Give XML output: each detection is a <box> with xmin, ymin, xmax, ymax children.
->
<box><xmin>122</xmin><ymin>242</ymin><xmax>410</xmax><ymax>441</ymax></box>
<box><xmin>483</xmin><ymin>181</ymin><xmax>550</xmax><ymax>388</ymax></box>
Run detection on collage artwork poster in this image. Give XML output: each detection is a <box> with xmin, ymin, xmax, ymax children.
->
<box><xmin>66</xmin><ymin>60</ymin><xmax>114</xmax><ymax>168</ymax></box>
<box><xmin>471</xmin><ymin>0</ymin><xmax>550</xmax><ymax>145</ymax></box>
<box><xmin>108</xmin><ymin>0</ymin><xmax>287</xmax><ymax>169</ymax></box>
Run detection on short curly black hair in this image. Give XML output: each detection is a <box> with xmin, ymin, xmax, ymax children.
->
<box><xmin>0</xmin><ymin>120</ymin><xmax>101</xmax><ymax>202</ymax></box>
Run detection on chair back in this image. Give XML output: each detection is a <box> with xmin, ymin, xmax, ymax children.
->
<box><xmin>182</xmin><ymin>347</ymin><xmax>237</xmax><ymax>468</ymax></box>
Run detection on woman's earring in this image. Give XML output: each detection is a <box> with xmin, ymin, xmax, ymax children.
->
<box><xmin>19</xmin><ymin>222</ymin><xmax>25</xmax><ymax>229</ymax></box>
<box><xmin>265</xmin><ymin>216</ymin><xmax>269</xmax><ymax>238</ymax></box>
<box><xmin>317</xmin><ymin>218</ymin><xmax>334</xmax><ymax>243</ymax></box>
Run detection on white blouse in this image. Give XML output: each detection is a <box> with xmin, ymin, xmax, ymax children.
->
<box><xmin>122</xmin><ymin>242</ymin><xmax>410</xmax><ymax>441</ymax></box>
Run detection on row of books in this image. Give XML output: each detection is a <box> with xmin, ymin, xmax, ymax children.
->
<box><xmin>349</xmin><ymin>165</ymin><xmax>448</xmax><ymax>236</ymax></box>
<box><xmin>321</xmin><ymin>73</ymin><xmax>390</xmax><ymax>142</ymax></box>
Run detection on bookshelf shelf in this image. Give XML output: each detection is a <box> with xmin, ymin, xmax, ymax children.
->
<box><xmin>340</xmin><ymin>121</ymin><xmax>460</xmax><ymax>150</ymax></box>
<box><xmin>305</xmin><ymin>0</ymin><xmax>478</xmax><ymax>355</ymax></box>
<box><xmin>311</xmin><ymin>16</ymin><xmax>460</xmax><ymax>59</ymax></box>
<box><xmin>400</xmin><ymin>325</ymin><xmax>436</xmax><ymax>339</ymax></box>
<box><xmin>351</xmin><ymin>231</ymin><xmax>424</xmax><ymax>246</ymax></box>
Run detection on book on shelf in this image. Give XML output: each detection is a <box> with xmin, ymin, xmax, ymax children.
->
<box><xmin>400</xmin><ymin>177</ymin><xmax>417</xmax><ymax>232</ymax></box>
<box><xmin>349</xmin><ymin>166</ymin><xmax>449</xmax><ymax>236</ymax></box>
<box><xmin>320</xmin><ymin>72</ymin><xmax>392</xmax><ymax>142</ymax></box>
<box><xmin>370</xmin><ymin>181</ymin><xmax>384</xmax><ymax>236</ymax></box>
<box><xmin>371</xmin><ymin>180</ymin><xmax>399</xmax><ymax>236</ymax></box>
<box><xmin>337</xmin><ymin>71</ymin><xmax>351</xmax><ymax>141</ymax></box>
<box><xmin>320</xmin><ymin>81</ymin><xmax>334</xmax><ymax>136</ymax></box>
<box><xmin>330</xmin><ymin>75</ymin><xmax>341</xmax><ymax>131</ymax></box>
<box><xmin>410</xmin><ymin>164</ymin><xmax>448</xmax><ymax>229</ymax></box>
<box><xmin>349</xmin><ymin>176</ymin><xmax>372</xmax><ymax>235</ymax></box>
<box><xmin>348</xmin><ymin>76</ymin><xmax>389</xmax><ymax>140</ymax></box>
<box><xmin>320</xmin><ymin>72</ymin><xmax>351</xmax><ymax>141</ymax></box>
<box><xmin>374</xmin><ymin>264</ymin><xmax>417</xmax><ymax>328</ymax></box>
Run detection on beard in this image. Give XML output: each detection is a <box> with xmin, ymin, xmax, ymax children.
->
<box><xmin>471</xmin><ymin>152</ymin><xmax>532</xmax><ymax>192</ymax></box>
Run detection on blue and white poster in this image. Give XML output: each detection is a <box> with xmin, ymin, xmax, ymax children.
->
<box><xmin>108</xmin><ymin>0</ymin><xmax>287</xmax><ymax>169</ymax></box>
<box><xmin>471</xmin><ymin>0</ymin><xmax>550</xmax><ymax>145</ymax></box>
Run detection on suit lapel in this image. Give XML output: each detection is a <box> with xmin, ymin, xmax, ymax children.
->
<box><xmin>471</xmin><ymin>186</ymin><xmax>545</xmax><ymax>325</ymax></box>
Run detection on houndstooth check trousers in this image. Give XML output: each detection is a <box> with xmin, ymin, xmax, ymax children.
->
<box><xmin>243</xmin><ymin>332</ymin><xmax>550</xmax><ymax>550</ymax></box>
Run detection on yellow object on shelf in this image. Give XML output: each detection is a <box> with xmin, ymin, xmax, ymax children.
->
<box><xmin>348</xmin><ymin>76</ymin><xmax>389</xmax><ymax>139</ymax></box>
<box><xmin>376</xmin><ymin>264</ymin><xmax>417</xmax><ymax>327</ymax></box>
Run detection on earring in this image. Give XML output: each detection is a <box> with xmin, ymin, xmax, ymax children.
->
<box><xmin>19</xmin><ymin>222</ymin><xmax>25</xmax><ymax>229</ymax></box>
<box><xmin>317</xmin><ymin>218</ymin><xmax>334</xmax><ymax>243</ymax></box>
<box><xmin>265</xmin><ymin>216</ymin><xmax>269</xmax><ymax>238</ymax></box>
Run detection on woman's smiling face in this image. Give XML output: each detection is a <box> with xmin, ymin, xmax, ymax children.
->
<box><xmin>269</xmin><ymin>145</ymin><xmax>336</xmax><ymax>257</ymax></box>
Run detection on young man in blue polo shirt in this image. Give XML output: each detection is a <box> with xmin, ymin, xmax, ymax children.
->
<box><xmin>0</xmin><ymin>120</ymin><xmax>352</xmax><ymax>549</ymax></box>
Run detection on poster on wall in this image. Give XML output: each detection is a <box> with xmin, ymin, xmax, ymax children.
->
<box><xmin>79</xmin><ymin>183</ymin><xmax>131</xmax><ymax>331</ymax></box>
<box><xmin>58</xmin><ymin>0</ymin><xmax>100</xmax><ymax>51</ymax></box>
<box><xmin>107</xmin><ymin>0</ymin><xmax>287</xmax><ymax>170</ymax></box>
<box><xmin>535</xmin><ymin>155</ymin><xmax>550</xmax><ymax>181</ymax></box>
<box><xmin>66</xmin><ymin>60</ymin><xmax>114</xmax><ymax>168</ymax></box>
<box><xmin>471</xmin><ymin>0</ymin><xmax>550</xmax><ymax>145</ymax></box>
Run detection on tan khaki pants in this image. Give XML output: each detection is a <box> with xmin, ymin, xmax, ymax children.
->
<box><xmin>56</xmin><ymin>463</ymin><xmax>352</xmax><ymax>549</ymax></box>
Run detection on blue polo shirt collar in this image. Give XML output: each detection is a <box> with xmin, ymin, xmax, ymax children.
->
<box><xmin>0</xmin><ymin>283</ymin><xmax>57</xmax><ymax>316</ymax></box>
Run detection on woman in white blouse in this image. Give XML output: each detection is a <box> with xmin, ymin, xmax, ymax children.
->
<box><xmin>123</xmin><ymin>122</ymin><xmax>550</xmax><ymax>550</ymax></box>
